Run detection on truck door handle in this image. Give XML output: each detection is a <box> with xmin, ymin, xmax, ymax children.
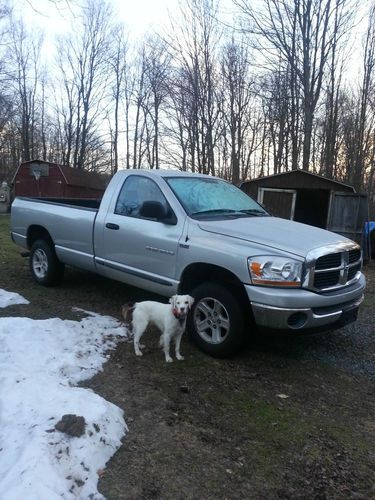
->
<box><xmin>105</xmin><ymin>223</ymin><xmax>120</xmax><ymax>230</ymax></box>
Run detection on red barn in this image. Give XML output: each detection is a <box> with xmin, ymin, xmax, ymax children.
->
<box><xmin>12</xmin><ymin>160</ymin><xmax>107</xmax><ymax>200</ymax></box>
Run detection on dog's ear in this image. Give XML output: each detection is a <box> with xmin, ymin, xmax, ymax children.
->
<box><xmin>169</xmin><ymin>295</ymin><xmax>177</xmax><ymax>308</ymax></box>
<box><xmin>188</xmin><ymin>296</ymin><xmax>194</xmax><ymax>308</ymax></box>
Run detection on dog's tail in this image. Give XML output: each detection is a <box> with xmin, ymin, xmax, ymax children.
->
<box><xmin>121</xmin><ymin>302</ymin><xmax>135</xmax><ymax>331</ymax></box>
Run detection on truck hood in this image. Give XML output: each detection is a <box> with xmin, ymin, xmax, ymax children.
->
<box><xmin>197</xmin><ymin>216</ymin><xmax>351</xmax><ymax>258</ymax></box>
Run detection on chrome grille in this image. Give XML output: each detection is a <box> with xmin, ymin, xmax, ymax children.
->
<box><xmin>314</xmin><ymin>270</ymin><xmax>340</xmax><ymax>289</ymax></box>
<box><xmin>349</xmin><ymin>249</ymin><xmax>361</xmax><ymax>264</ymax></box>
<box><xmin>315</xmin><ymin>253</ymin><xmax>341</xmax><ymax>270</ymax></box>
<box><xmin>348</xmin><ymin>263</ymin><xmax>361</xmax><ymax>280</ymax></box>
<box><xmin>305</xmin><ymin>243</ymin><xmax>362</xmax><ymax>292</ymax></box>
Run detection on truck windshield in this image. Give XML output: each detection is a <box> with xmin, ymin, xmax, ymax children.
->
<box><xmin>166</xmin><ymin>177</ymin><xmax>268</xmax><ymax>219</ymax></box>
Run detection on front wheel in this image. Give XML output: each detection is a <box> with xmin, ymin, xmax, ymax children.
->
<box><xmin>29</xmin><ymin>239</ymin><xmax>65</xmax><ymax>286</ymax></box>
<box><xmin>187</xmin><ymin>282</ymin><xmax>246</xmax><ymax>357</ymax></box>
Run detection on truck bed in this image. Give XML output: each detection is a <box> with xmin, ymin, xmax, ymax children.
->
<box><xmin>11</xmin><ymin>197</ymin><xmax>99</xmax><ymax>273</ymax></box>
<box><xmin>15</xmin><ymin>196</ymin><xmax>102</xmax><ymax>210</ymax></box>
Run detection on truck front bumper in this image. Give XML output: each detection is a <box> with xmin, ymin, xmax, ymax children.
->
<box><xmin>245</xmin><ymin>273</ymin><xmax>366</xmax><ymax>331</ymax></box>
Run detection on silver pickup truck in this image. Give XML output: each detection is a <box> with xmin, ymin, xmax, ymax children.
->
<box><xmin>11</xmin><ymin>169</ymin><xmax>365</xmax><ymax>356</ymax></box>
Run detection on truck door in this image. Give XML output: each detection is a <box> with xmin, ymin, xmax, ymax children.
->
<box><xmin>95</xmin><ymin>174</ymin><xmax>184</xmax><ymax>295</ymax></box>
<box><xmin>326</xmin><ymin>192</ymin><xmax>368</xmax><ymax>244</ymax></box>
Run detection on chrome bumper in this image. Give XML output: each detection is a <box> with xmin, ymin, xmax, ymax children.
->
<box><xmin>245</xmin><ymin>273</ymin><xmax>366</xmax><ymax>331</ymax></box>
<box><xmin>251</xmin><ymin>294</ymin><xmax>364</xmax><ymax>330</ymax></box>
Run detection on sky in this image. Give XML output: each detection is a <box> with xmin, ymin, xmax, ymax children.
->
<box><xmin>14</xmin><ymin>0</ymin><xmax>370</xmax><ymax>76</ymax></box>
<box><xmin>0</xmin><ymin>288</ymin><xmax>128</xmax><ymax>499</ymax></box>
<box><xmin>15</xmin><ymin>0</ymin><xmax>180</xmax><ymax>38</ymax></box>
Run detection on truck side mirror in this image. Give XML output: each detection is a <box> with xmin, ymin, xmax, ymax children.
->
<box><xmin>139</xmin><ymin>201</ymin><xmax>177</xmax><ymax>225</ymax></box>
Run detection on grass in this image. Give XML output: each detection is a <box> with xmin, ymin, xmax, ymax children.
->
<box><xmin>231</xmin><ymin>394</ymin><xmax>312</xmax><ymax>441</ymax></box>
<box><xmin>0</xmin><ymin>214</ymin><xmax>33</xmax><ymax>296</ymax></box>
<box><xmin>0</xmin><ymin>215</ymin><xmax>17</xmax><ymax>260</ymax></box>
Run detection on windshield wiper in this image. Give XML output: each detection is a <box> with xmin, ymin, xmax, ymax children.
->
<box><xmin>191</xmin><ymin>208</ymin><xmax>268</xmax><ymax>217</ymax></box>
<box><xmin>191</xmin><ymin>208</ymin><xmax>268</xmax><ymax>218</ymax></box>
<box><xmin>191</xmin><ymin>209</ymin><xmax>240</xmax><ymax>216</ymax></box>
<box><xmin>238</xmin><ymin>209</ymin><xmax>268</xmax><ymax>216</ymax></box>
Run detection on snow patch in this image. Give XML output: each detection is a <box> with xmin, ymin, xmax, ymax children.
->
<box><xmin>0</xmin><ymin>289</ymin><xmax>29</xmax><ymax>308</ymax></box>
<box><xmin>0</xmin><ymin>308</ymin><xmax>128</xmax><ymax>499</ymax></box>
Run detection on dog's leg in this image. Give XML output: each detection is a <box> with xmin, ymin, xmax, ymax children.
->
<box><xmin>133</xmin><ymin>320</ymin><xmax>147</xmax><ymax>357</ymax></box>
<box><xmin>162</xmin><ymin>331</ymin><xmax>173</xmax><ymax>363</ymax></box>
<box><xmin>175</xmin><ymin>331</ymin><xmax>184</xmax><ymax>361</ymax></box>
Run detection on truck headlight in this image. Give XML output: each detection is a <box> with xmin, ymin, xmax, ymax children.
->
<box><xmin>248</xmin><ymin>256</ymin><xmax>302</xmax><ymax>287</ymax></box>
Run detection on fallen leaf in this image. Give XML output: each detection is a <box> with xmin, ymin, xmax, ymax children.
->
<box><xmin>97</xmin><ymin>469</ymin><xmax>106</xmax><ymax>478</ymax></box>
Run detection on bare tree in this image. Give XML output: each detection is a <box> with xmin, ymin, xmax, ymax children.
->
<box><xmin>235</xmin><ymin>0</ymin><xmax>357</xmax><ymax>171</ymax></box>
<box><xmin>131</xmin><ymin>44</ymin><xmax>148</xmax><ymax>169</ymax></box>
<box><xmin>350</xmin><ymin>3</ymin><xmax>375</xmax><ymax>190</ymax></box>
<box><xmin>0</xmin><ymin>3</ymin><xmax>16</xmax><ymax>179</ymax></box>
<box><xmin>2</xmin><ymin>0</ymin><xmax>375</xmax><ymax>201</ymax></box>
<box><xmin>165</xmin><ymin>0</ymin><xmax>221</xmax><ymax>175</ymax></box>
<box><xmin>163</xmin><ymin>67</ymin><xmax>192</xmax><ymax>170</ymax></box>
<box><xmin>108</xmin><ymin>25</ymin><xmax>127</xmax><ymax>174</ymax></box>
<box><xmin>141</xmin><ymin>36</ymin><xmax>171</xmax><ymax>169</ymax></box>
<box><xmin>319</xmin><ymin>3</ymin><xmax>347</xmax><ymax>178</ymax></box>
<box><xmin>7</xmin><ymin>19</ymin><xmax>43</xmax><ymax>161</ymax></box>
<box><xmin>219</xmin><ymin>36</ymin><xmax>255</xmax><ymax>182</ymax></box>
<box><xmin>55</xmin><ymin>0</ymin><xmax>114</xmax><ymax>170</ymax></box>
<box><xmin>260</xmin><ymin>62</ymin><xmax>292</xmax><ymax>175</ymax></box>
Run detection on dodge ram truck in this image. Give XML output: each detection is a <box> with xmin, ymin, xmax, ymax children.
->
<box><xmin>10</xmin><ymin>169</ymin><xmax>366</xmax><ymax>357</ymax></box>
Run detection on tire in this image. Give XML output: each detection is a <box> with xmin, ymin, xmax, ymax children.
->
<box><xmin>29</xmin><ymin>239</ymin><xmax>65</xmax><ymax>286</ymax></box>
<box><xmin>187</xmin><ymin>282</ymin><xmax>246</xmax><ymax>358</ymax></box>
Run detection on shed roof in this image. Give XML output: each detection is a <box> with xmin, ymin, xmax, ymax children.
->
<box><xmin>13</xmin><ymin>160</ymin><xmax>107</xmax><ymax>191</ymax></box>
<box><xmin>240</xmin><ymin>170</ymin><xmax>355</xmax><ymax>193</ymax></box>
<box><xmin>59</xmin><ymin>165</ymin><xmax>107</xmax><ymax>190</ymax></box>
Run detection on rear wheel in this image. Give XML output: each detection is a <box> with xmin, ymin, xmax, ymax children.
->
<box><xmin>187</xmin><ymin>282</ymin><xmax>246</xmax><ymax>357</ymax></box>
<box><xmin>29</xmin><ymin>239</ymin><xmax>65</xmax><ymax>286</ymax></box>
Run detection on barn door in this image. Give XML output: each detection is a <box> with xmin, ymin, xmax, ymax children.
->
<box><xmin>258</xmin><ymin>188</ymin><xmax>297</xmax><ymax>219</ymax></box>
<box><xmin>327</xmin><ymin>192</ymin><xmax>368</xmax><ymax>243</ymax></box>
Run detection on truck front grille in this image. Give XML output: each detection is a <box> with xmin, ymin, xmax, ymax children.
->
<box><xmin>314</xmin><ymin>270</ymin><xmax>341</xmax><ymax>289</ymax></box>
<box><xmin>306</xmin><ymin>244</ymin><xmax>362</xmax><ymax>292</ymax></box>
<box><xmin>349</xmin><ymin>248</ymin><xmax>361</xmax><ymax>264</ymax></box>
<box><xmin>315</xmin><ymin>253</ymin><xmax>341</xmax><ymax>270</ymax></box>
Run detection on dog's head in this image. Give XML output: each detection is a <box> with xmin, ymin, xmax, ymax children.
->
<box><xmin>121</xmin><ymin>302</ymin><xmax>135</xmax><ymax>326</ymax></box>
<box><xmin>170</xmin><ymin>294</ymin><xmax>194</xmax><ymax>320</ymax></box>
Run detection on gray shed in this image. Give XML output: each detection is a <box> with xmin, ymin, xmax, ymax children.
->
<box><xmin>240</xmin><ymin>170</ymin><xmax>368</xmax><ymax>244</ymax></box>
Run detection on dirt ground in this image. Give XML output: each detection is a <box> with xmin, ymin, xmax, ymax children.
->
<box><xmin>1</xmin><ymin>214</ymin><xmax>374</xmax><ymax>500</ymax></box>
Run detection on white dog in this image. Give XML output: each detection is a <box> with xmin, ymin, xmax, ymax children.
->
<box><xmin>122</xmin><ymin>295</ymin><xmax>194</xmax><ymax>362</ymax></box>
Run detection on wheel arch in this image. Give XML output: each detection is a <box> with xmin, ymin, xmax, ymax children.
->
<box><xmin>27</xmin><ymin>225</ymin><xmax>54</xmax><ymax>249</ymax></box>
<box><xmin>179</xmin><ymin>262</ymin><xmax>251</xmax><ymax>312</ymax></box>
<box><xmin>29</xmin><ymin>234</ymin><xmax>65</xmax><ymax>286</ymax></box>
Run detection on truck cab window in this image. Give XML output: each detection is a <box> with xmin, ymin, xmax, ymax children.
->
<box><xmin>115</xmin><ymin>175</ymin><xmax>169</xmax><ymax>219</ymax></box>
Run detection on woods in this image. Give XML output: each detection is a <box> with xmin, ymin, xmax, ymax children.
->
<box><xmin>0</xmin><ymin>0</ymin><xmax>374</xmax><ymax>212</ymax></box>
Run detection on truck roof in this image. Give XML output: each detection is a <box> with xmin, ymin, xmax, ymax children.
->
<box><xmin>123</xmin><ymin>168</ymin><xmax>220</xmax><ymax>180</ymax></box>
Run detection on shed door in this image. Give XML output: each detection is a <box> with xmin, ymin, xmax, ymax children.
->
<box><xmin>327</xmin><ymin>192</ymin><xmax>368</xmax><ymax>243</ymax></box>
<box><xmin>258</xmin><ymin>188</ymin><xmax>297</xmax><ymax>219</ymax></box>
